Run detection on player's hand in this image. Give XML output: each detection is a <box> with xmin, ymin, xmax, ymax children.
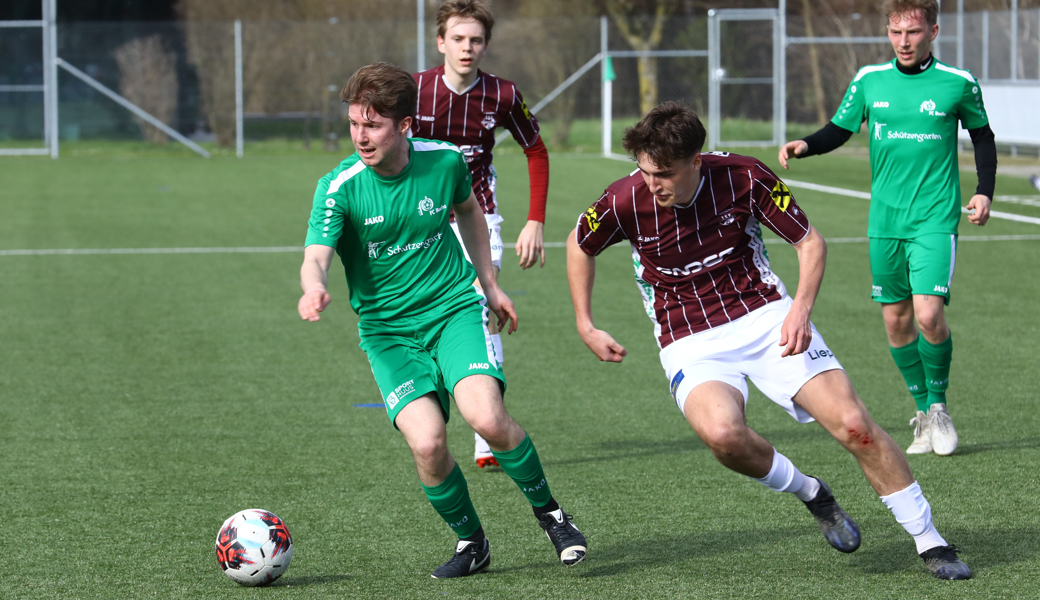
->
<box><xmin>486</xmin><ymin>286</ymin><xmax>518</xmax><ymax>334</ymax></box>
<box><xmin>579</xmin><ymin>328</ymin><xmax>628</xmax><ymax>363</ymax></box>
<box><xmin>779</xmin><ymin>302</ymin><xmax>813</xmax><ymax>357</ymax></box>
<box><xmin>778</xmin><ymin>140</ymin><xmax>808</xmax><ymax>170</ymax></box>
<box><xmin>966</xmin><ymin>194</ymin><xmax>991</xmax><ymax>226</ymax></box>
<box><xmin>298</xmin><ymin>289</ymin><xmax>331</xmax><ymax>322</ymax></box>
<box><xmin>515</xmin><ymin>220</ymin><xmax>546</xmax><ymax>269</ymax></box>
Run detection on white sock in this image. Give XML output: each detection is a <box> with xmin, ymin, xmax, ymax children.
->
<box><xmin>880</xmin><ymin>481</ymin><xmax>948</xmax><ymax>554</ymax></box>
<box><xmin>752</xmin><ymin>450</ymin><xmax>818</xmax><ymax>501</ymax></box>
<box><xmin>474</xmin><ymin>431</ymin><xmax>491</xmax><ymax>454</ymax></box>
<box><xmin>490</xmin><ymin>333</ymin><xmax>504</xmax><ymax>366</ymax></box>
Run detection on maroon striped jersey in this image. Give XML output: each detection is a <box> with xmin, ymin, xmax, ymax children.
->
<box><xmin>575</xmin><ymin>152</ymin><xmax>811</xmax><ymax>349</ymax></box>
<box><xmin>412</xmin><ymin>65</ymin><xmax>541</xmax><ymax>216</ymax></box>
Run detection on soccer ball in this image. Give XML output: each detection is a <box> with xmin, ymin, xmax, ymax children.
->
<box><xmin>215</xmin><ymin>509</ymin><xmax>294</xmax><ymax>586</ymax></box>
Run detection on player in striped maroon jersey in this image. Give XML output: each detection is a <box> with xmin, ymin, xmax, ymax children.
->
<box><xmin>567</xmin><ymin>102</ymin><xmax>969</xmax><ymax>580</ymax></box>
<box><xmin>414</xmin><ymin>0</ymin><xmax>550</xmax><ymax>469</ymax></box>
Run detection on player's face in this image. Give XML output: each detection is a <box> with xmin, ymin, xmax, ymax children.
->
<box><xmin>438</xmin><ymin>17</ymin><xmax>488</xmax><ymax>80</ymax></box>
<box><xmin>887</xmin><ymin>10</ymin><xmax>938</xmax><ymax>68</ymax></box>
<box><xmin>636</xmin><ymin>153</ymin><xmax>703</xmax><ymax>209</ymax></box>
<box><xmin>348</xmin><ymin>103</ymin><xmax>412</xmax><ymax>176</ymax></box>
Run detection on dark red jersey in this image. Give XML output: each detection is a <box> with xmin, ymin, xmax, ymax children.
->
<box><xmin>575</xmin><ymin>152</ymin><xmax>811</xmax><ymax>349</ymax></box>
<box><xmin>412</xmin><ymin>65</ymin><xmax>541</xmax><ymax>216</ymax></box>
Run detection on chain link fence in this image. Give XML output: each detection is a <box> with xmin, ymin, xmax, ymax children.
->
<box><xmin>1</xmin><ymin>7</ymin><xmax>1038</xmax><ymax>155</ymax></box>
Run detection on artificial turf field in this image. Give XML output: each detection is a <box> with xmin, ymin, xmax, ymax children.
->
<box><xmin>1</xmin><ymin>143</ymin><xmax>1039</xmax><ymax>599</ymax></box>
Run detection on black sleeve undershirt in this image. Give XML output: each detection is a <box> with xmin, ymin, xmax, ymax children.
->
<box><xmin>800</xmin><ymin>122</ymin><xmax>854</xmax><ymax>157</ymax></box>
<box><xmin>968</xmin><ymin>123</ymin><xmax>996</xmax><ymax>199</ymax></box>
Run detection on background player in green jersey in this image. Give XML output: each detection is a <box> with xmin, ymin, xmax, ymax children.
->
<box><xmin>297</xmin><ymin>62</ymin><xmax>586</xmax><ymax>578</ymax></box>
<box><xmin>778</xmin><ymin>0</ymin><xmax>997</xmax><ymax>457</ymax></box>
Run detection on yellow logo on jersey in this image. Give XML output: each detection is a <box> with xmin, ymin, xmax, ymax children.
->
<box><xmin>584</xmin><ymin>207</ymin><xmax>601</xmax><ymax>233</ymax></box>
<box><xmin>520</xmin><ymin>99</ymin><xmax>531</xmax><ymax>120</ymax></box>
<box><xmin>771</xmin><ymin>181</ymin><xmax>793</xmax><ymax>212</ymax></box>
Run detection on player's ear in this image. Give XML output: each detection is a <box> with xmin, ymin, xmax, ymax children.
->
<box><xmin>437</xmin><ymin>35</ymin><xmax>447</xmax><ymax>54</ymax></box>
<box><xmin>398</xmin><ymin>116</ymin><xmax>413</xmax><ymax>135</ymax></box>
<box><xmin>691</xmin><ymin>152</ymin><xmax>702</xmax><ymax>171</ymax></box>
<box><xmin>929</xmin><ymin>23</ymin><xmax>938</xmax><ymax>41</ymax></box>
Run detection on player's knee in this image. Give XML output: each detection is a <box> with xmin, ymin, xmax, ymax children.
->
<box><xmin>409</xmin><ymin>435</ymin><xmax>449</xmax><ymax>465</ymax></box>
<box><xmin>470</xmin><ymin>416</ymin><xmax>509</xmax><ymax>447</ymax></box>
<box><xmin>915</xmin><ymin>310</ymin><xmax>944</xmax><ymax>338</ymax></box>
<box><xmin>834</xmin><ymin>409</ymin><xmax>876</xmax><ymax>449</ymax></box>
<box><xmin>700</xmin><ymin>422</ymin><xmax>751</xmax><ymax>458</ymax></box>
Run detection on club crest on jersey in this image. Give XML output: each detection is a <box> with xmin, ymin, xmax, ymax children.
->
<box><xmin>417</xmin><ymin>196</ymin><xmax>447</xmax><ymax>216</ymax></box>
<box><xmin>367</xmin><ymin>240</ymin><xmax>386</xmax><ymax>259</ymax></box>
<box><xmin>481</xmin><ymin>113</ymin><xmax>496</xmax><ymax>129</ymax></box>
<box><xmin>770</xmin><ymin>181</ymin><xmax>793</xmax><ymax>212</ymax></box>
<box><xmin>584</xmin><ymin>207</ymin><xmax>601</xmax><ymax>233</ymax></box>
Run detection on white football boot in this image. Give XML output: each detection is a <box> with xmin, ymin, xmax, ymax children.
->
<box><xmin>906</xmin><ymin>410</ymin><xmax>933</xmax><ymax>454</ymax></box>
<box><xmin>474</xmin><ymin>431</ymin><xmax>498</xmax><ymax>468</ymax></box>
<box><xmin>928</xmin><ymin>403</ymin><xmax>958</xmax><ymax>456</ymax></box>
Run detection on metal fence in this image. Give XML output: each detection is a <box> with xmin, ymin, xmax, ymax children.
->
<box><xmin>2</xmin><ymin>6</ymin><xmax>1038</xmax><ymax>157</ymax></box>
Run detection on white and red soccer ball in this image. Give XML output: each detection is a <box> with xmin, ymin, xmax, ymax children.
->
<box><xmin>215</xmin><ymin>509</ymin><xmax>293</xmax><ymax>586</ymax></box>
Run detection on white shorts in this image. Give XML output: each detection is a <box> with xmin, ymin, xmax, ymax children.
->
<box><xmin>660</xmin><ymin>296</ymin><xmax>843</xmax><ymax>423</ymax></box>
<box><xmin>451</xmin><ymin>212</ymin><xmax>504</xmax><ymax>269</ymax></box>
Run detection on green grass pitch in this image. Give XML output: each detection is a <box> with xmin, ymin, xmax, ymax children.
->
<box><xmin>1</xmin><ymin>142</ymin><xmax>1039</xmax><ymax>599</ymax></box>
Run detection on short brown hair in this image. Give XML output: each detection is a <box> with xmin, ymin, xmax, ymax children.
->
<box><xmin>436</xmin><ymin>0</ymin><xmax>495</xmax><ymax>43</ymax></box>
<box><xmin>341</xmin><ymin>62</ymin><xmax>417</xmax><ymax>124</ymax></box>
<box><xmin>622</xmin><ymin>102</ymin><xmax>706</xmax><ymax>167</ymax></box>
<box><xmin>882</xmin><ymin>0</ymin><xmax>939</xmax><ymax>27</ymax></box>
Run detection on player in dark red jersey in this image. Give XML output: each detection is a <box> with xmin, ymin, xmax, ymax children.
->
<box><xmin>566</xmin><ymin>102</ymin><xmax>970</xmax><ymax>581</ymax></box>
<box><xmin>414</xmin><ymin>0</ymin><xmax>550</xmax><ymax>468</ymax></box>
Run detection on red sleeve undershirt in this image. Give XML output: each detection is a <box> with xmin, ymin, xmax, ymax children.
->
<box><xmin>522</xmin><ymin>136</ymin><xmax>549</xmax><ymax>223</ymax></box>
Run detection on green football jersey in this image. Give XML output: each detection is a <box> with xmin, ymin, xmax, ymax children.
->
<box><xmin>831</xmin><ymin>58</ymin><xmax>989</xmax><ymax>238</ymax></box>
<box><xmin>305</xmin><ymin>137</ymin><xmax>478</xmax><ymax>322</ymax></box>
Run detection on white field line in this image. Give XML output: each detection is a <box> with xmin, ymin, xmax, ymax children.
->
<box><xmin>5</xmin><ymin>235</ymin><xmax>1040</xmax><ymax>256</ymax></box>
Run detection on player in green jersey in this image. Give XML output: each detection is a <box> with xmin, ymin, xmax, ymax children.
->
<box><xmin>298</xmin><ymin>62</ymin><xmax>586</xmax><ymax>578</ymax></box>
<box><xmin>779</xmin><ymin>0</ymin><xmax>997</xmax><ymax>458</ymax></box>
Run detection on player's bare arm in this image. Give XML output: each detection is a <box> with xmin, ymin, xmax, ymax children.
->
<box><xmin>966</xmin><ymin>194</ymin><xmax>991</xmax><ymax>225</ymax></box>
<box><xmin>515</xmin><ymin>220</ymin><xmax>545</xmax><ymax>269</ymax></box>
<box><xmin>778</xmin><ymin>140</ymin><xmax>808</xmax><ymax>170</ymax></box>
<box><xmin>566</xmin><ymin>228</ymin><xmax>627</xmax><ymax>363</ymax></box>
<box><xmin>298</xmin><ymin>244</ymin><xmax>335</xmax><ymax>321</ymax></box>
<box><xmin>456</xmin><ymin>192</ymin><xmax>518</xmax><ymax>334</ymax></box>
<box><xmin>780</xmin><ymin>225</ymin><xmax>827</xmax><ymax>357</ymax></box>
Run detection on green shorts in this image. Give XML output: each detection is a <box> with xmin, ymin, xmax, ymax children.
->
<box><xmin>358</xmin><ymin>302</ymin><xmax>505</xmax><ymax>427</ymax></box>
<box><xmin>869</xmin><ymin>233</ymin><xmax>958</xmax><ymax>305</ymax></box>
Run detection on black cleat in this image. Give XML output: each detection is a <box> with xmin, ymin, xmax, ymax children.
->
<box><xmin>920</xmin><ymin>545</ymin><xmax>972</xmax><ymax>580</ymax></box>
<box><xmin>431</xmin><ymin>538</ymin><xmax>491</xmax><ymax>579</ymax></box>
<box><xmin>803</xmin><ymin>478</ymin><xmax>861</xmax><ymax>553</ymax></box>
<box><xmin>536</xmin><ymin>509</ymin><xmax>587</xmax><ymax>566</ymax></box>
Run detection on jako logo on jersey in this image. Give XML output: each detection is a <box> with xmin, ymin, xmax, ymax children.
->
<box><xmin>656</xmin><ymin>247</ymin><xmax>735</xmax><ymax>276</ymax></box>
<box><xmin>469</xmin><ymin>363</ymin><xmax>490</xmax><ymax>370</ymax></box>
<box><xmin>481</xmin><ymin>113</ymin><xmax>496</xmax><ymax>129</ymax></box>
<box><xmin>771</xmin><ymin>181</ymin><xmax>793</xmax><ymax>211</ymax></box>
<box><xmin>584</xmin><ymin>207</ymin><xmax>601</xmax><ymax>233</ymax></box>
<box><xmin>873</xmin><ymin>101</ymin><xmax>890</xmax><ymax>108</ymax></box>
<box><xmin>637</xmin><ymin>235</ymin><xmax>660</xmax><ymax>243</ymax></box>
<box><xmin>418</xmin><ymin>115</ymin><xmax>435</xmax><ymax>121</ymax></box>
<box><xmin>934</xmin><ymin>285</ymin><xmax>949</xmax><ymax>293</ymax></box>
<box><xmin>364</xmin><ymin>216</ymin><xmax>384</xmax><ymax>225</ymax></box>
<box><xmin>367</xmin><ymin>240</ymin><xmax>386</xmax><ymax>259</ymax></box>
<box><xmin>417</xmin><ymin>196</ymin><xmax>447</xmax><ymax>216</ymax></box>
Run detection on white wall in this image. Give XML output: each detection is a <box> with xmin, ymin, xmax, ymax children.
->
<box><xmin>959</xmin><ymin>82</ymin><xmax>1040</xmax><ymax>146</ymax></box>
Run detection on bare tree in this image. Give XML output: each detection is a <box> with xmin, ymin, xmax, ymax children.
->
<box><xmin>114</xmin><ymin>35</ymin><xmax>179</xmax><ymax>144</ymax></box>
<box><xmin>606</xmin><ymin>0</ymin><xmax>679</xmax><ymax>115</ymax></box>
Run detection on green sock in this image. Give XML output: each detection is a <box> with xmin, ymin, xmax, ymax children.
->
<box><xmin>890</xmin><ymin>338</ymin><xmax>930</xmax><ymax>412</ymax></box>
<box><xmin>917</xmin><ymin>333</ymin><xmax>953</xmax><ymax>409</ymax></box>
<box><xmin>492</xmin><ymin>434</ymin><xmax>552</xmax><ymax>508</ymax></box>
<box><xmin>421</xmin><ymin>463</ymin><xmax>481</xmax><ymax>539</ymax></box>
